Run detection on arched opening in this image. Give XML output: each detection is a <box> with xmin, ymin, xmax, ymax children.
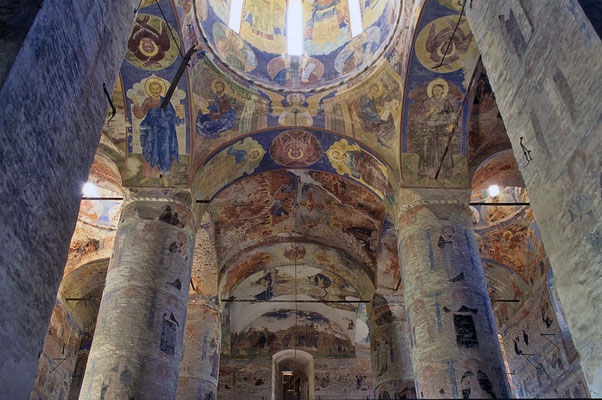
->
<box><xmin>272</xmin><ymin>350</ymin><xmax>315</xmax><ymax>400</ymax></box>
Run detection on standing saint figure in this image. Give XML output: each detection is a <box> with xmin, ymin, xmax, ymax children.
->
<box><xmin>411</xmin><ymin>78</ymin><xmax>457</xmax><ymax>179</ymax></box>
<box><xmin>196</xmin><ymin>79</ymin><xmax>237</xmax><ymax>138</ymax></box>
<box><xmin>132</xmin><ymin>77</ymin><xmax>183</xmax><ymax>186</ymax></box>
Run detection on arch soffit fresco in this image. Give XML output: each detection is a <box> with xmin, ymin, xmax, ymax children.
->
<box><xmin>208</xmin><ymin>169</ymin><xmax>387</xmax><ymax>280</ymax></box>
<box><xmin>219</xmin><ymin>241</ymin><xmax>374</xmax><ymax>298</ymax></box>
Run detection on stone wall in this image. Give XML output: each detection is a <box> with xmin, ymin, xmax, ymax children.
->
<box><xmin>0</xmin><ymin>0</ymin><xmax>136</xmax><ymax>396</ymax></box>
<box><xmin>0</xmin><ymin>0</ymin><xmax>40</xmax><ymax>86</ymax></box>
<box><xmin>466</xmin><ymin>0</ymin><xmax>602</xmax><ymax>395</ymax></box>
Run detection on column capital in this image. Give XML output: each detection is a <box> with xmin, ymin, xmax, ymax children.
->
<box><xmin>397</xmin><ymin>188</ymin><xmax>471</xmax><ymax>215</ymax></box>
<box><xmin>188</xmin><ymin>293</ymin><xmax>220</xmax><ymax>312</ymax></box>
<box><xmin>396</xmin><ymin>188</ymin><xmax>472</xmax><ymax>233</ymax></box>
<box><xmin>123</xmin><ymin>187</ymin><xmax>196</xmax><ymax>211</ymax></box>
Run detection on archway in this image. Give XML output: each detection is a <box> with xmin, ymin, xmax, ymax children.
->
<box><xmin>272</xmin><ymin>349</ymin><xmax>315</xmax><ymax>400</ymax></box>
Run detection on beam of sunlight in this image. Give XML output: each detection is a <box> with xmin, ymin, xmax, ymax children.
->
<box><xmin>287</xmin><ymin>0</ymin><xmax>304</xmax><ymax>55</ymax></box>
<box><xmin>349</xmin><ymin>0</ymin><xmax>363</xmax><ymax>37</ymax></box>
<box><xmin>228</xmin><ymin>0</ymin><xmax>244</xmax><ymax>33</ymax></box>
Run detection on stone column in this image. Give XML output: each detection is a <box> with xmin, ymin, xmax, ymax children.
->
<box><xmin>0</xmin><ymin>0</ymin><xmax>136</xmax><ymax>395</ymax></box>
<box><xmin>79</xmin><ymin>189</ymin><xmax>196</xmax><ymax>399</ymax></box>
<box><xmin>177</xmin><ymin>295</ymin><xmax>221</xmax><ymax>400</ymax></box>
<box><xmin>370</xmin><ymin>294</ymin><xmax>416</xmax><ymax>399</ymax></box>
<box><xmin>465</xmin><ymin>1</ymin><xmax>602</xmax><ymax>395</ymax></box>
<box><xmin>396</xmin><ymin>189</ymin><xmax>510</xmax><ymax>399</ymax></box>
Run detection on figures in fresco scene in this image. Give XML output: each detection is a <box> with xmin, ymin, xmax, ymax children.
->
<box><xmin>196</xmin><ymin>79</ymin><xmax>237</xmax><ymax>138</ymax></box>
<box><xmin>127</xmin><ymin>15</ymin><xmax>172</xmax><ymax>69</ymax></box>
<box><xmin>305</xmin><ymin>0</ymin><xmax>348</xmax><ymax>51</ymax></box>
<box><xmin>132</xmin><ymin>78</ymin><xmax>183</xmax><ymax>186</ymax></box>
<box><xmin>409</xmin><ymin>78</ymin><xmax>458</xmax><ymax>179</ymax></box>
<box><xmin>268</xmin><ymin>56</ymin><xmax>324</xmax><ymax>87</ymax></box>
<box><xmin>278</xmin><ymin>94</ymin><xmax>314</xmax><ymax>126</ymax></box>
<box><xmin>177</xmin><ymin>0</ymin><xmax>200</xmax><ymax>49</ymax></box>
<box><xmin>327</xmin><ymin>139</ymin><xmax>393</xmax><ymax>200</ymax></box>
<box><xmin>244</xmin><ymin>0</ymin><xmax>285</xmax><ymax>40</ymax></box>
<box><xmin>357</xmin><ymin>82</ymin><xmax>397</xmax><ymax>146</ymax></box>
<box><xmin>334</xmin><ymin>26</ymin><xmax>380</xmax><ymax>74</ymax></box>
<box><xmin>214</xmin><ymin>23</ymin><xmax>257</xmax><ymax>72</ymax></box>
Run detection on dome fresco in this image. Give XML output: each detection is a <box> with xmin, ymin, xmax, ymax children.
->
<box><xmin>194</xmin><ymin>0</ymin><xmax>401</xmax><ymax>91</ymax></box>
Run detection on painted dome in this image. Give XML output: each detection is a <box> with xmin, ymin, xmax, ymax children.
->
<box><xmin>194</xmin><ymin>0</ymin><xmax>401</xmax><ymax>92</ymax></box>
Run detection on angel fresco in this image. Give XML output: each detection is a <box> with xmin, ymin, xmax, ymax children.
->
<box><xmin>196</xmin><ymin>79</ymin><xmax>237</xmax><ymax>138</ymax></box>
<box><xmin>126</xmin><ymin>14</ymin><xmax>178</xmax><ymax>71</ymax></box>
<box><xmin>132</xmin><ymin>77</ymin><xmax>184</xmax><ymax>186</ymax></box>
<box><xmin>278</xmin><ymin>94</ymin><xmax>313</xmax><ymax>126</ymax></box>
<box><xmin>416</xmin><ymin>15</ymin><xmax>475</xmax><ymax>72</ymax></box>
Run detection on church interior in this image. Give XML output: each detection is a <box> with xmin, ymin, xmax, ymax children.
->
<box><xmin>0</xmin><ymin>0</ymin><xmax>600</xmax><ymax>399</ymax></box>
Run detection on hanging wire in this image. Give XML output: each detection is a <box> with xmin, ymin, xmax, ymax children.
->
<box><xmin>153</xmin><ymin>0</ymin><xmax>184</xmax><ymax>58</ymax></box>
<box><xmin>433</xmin><ymin>0</ymin><xmax>468</xmax><ymax>70</ymax></box>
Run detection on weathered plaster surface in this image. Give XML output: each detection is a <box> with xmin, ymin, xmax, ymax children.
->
<box><xmin>0</xmin><ymin>0</ymin><xmax>136</xmax><ymax>395</ymax></box>
<box><xmin>466</xmin><ymin>0</ymin><xmax>602</xmax><ymax>395</ymax></box>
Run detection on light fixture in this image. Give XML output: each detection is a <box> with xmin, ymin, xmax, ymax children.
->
<box><xmin>82</xmin><ymin>182</ymin><xmax>99</xmax><ymax>197</ymax></box>
<box><xmin>228</xmin><ymin>0</ymin><xmax>244</xmax><ymax>34</ymax></box>
<box><xmin>488</xmin><ymin>184</ymin><xmax>500</xmax><ymax>197</ymax></box>
<box><xmin>349</xmin><ymin>0</ymin><xmax>363</xmax><ymax>37</ymax></box>
<box><xmin>282</xmin><ymin>371</ymin><xmax>294</xmax><ymax>376</ymax></box>
<box><xmin>287</xmin><ymin>0</ymin><xmax>303</xmax><ymax>55</ymax></box>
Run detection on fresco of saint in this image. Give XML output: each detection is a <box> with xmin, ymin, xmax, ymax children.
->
<box><xmin>132</xmin><ymin>77</ymin><xmax>184</xmax><ymax>186</ymax></box>
<box><xmin>196</xmin><ymin>79</ymin><xmax>237</xmax><ymax>138</ymax></box>
<box><xmin>409</xmin><ymin>78</ymin><xmax>458</xmax><ymax>179</ymax></box>
<box><xmin>357</xmin><ymin>82</ymin><xmax>397</xmax><ymax>147</ymax></box>
<box><xmin>305</xmin><ymin>0</ymin><xmax>349</xmax><ymax>52</ymax></box>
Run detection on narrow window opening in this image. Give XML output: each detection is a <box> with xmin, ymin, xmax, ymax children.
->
<box><xmin>228</xmin><ymin>0</ymin><xmax>244</xmax><ymax>34</ymax></box>
<box><xmin>287</xmin><ymin>0</ymin><xmax>304</xmax><ymax>55</ymax></box>
<box><xmin>349</xmin><ymin>0</ymin><xmax>363</xmax><ymax>37</ymax></box>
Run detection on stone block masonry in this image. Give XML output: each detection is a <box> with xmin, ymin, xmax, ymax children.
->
<box><xmin>0</xmin><ymin>0</ymin><xmax>137</xmax><ymax>396</ymax></box>
<box><xmin>466</xmin><ymin>0</ymin><xmax>602</xmax><ymax>396</ymax></box>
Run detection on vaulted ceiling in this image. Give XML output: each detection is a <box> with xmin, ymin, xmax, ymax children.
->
<box><xmin>76</xmin><ymin>0</ymin><xmax>538</xmax><ymax>357</ymax></box>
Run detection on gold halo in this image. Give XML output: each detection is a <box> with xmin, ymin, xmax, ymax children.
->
<box><xmin>328</xmin><ymin>149</ymin><xmax>345</xmax><ymax>162</ymax></box>
<box><xmin>248</xmin><ymin>149</ymin><xmax>262</xmax><ymax>161</ymax></box>
<box><xmin>367</xmin><ymin>81</ymin><xmax>383</xmax><ymax>97</ymax></box>
<box><xmin>145</xmin><ymin>77</ymin><xmax>167</xmax><ymax>96</ymax></box>
<box><xmin>211</xmin><ymin>78</ymin><xmax>227</xmax><ymax>94</ymax></box>
<box><xmin>427</xmin><ymin>78</ymin><xmax>449</xmax><ymax>98</ymax></box>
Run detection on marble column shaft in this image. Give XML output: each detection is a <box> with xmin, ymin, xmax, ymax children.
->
<box><xmin>177</xmin><ymin>295</ymin><xmax>221</xmax><ymax>400</ymax></box>
<box><xmin>397</xmin><ymin>189</ymin><xmax>510</xmax><ymax>399</ymax></box>
<box><xmin>79</xmin><ymin>190</ymin><xmax>196</xmax><ymax>399</ymax></box>
<box><xmin>370</xmin><ymin>295</ymin><xmax>416</xmax><ymax>399</ymax></box>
